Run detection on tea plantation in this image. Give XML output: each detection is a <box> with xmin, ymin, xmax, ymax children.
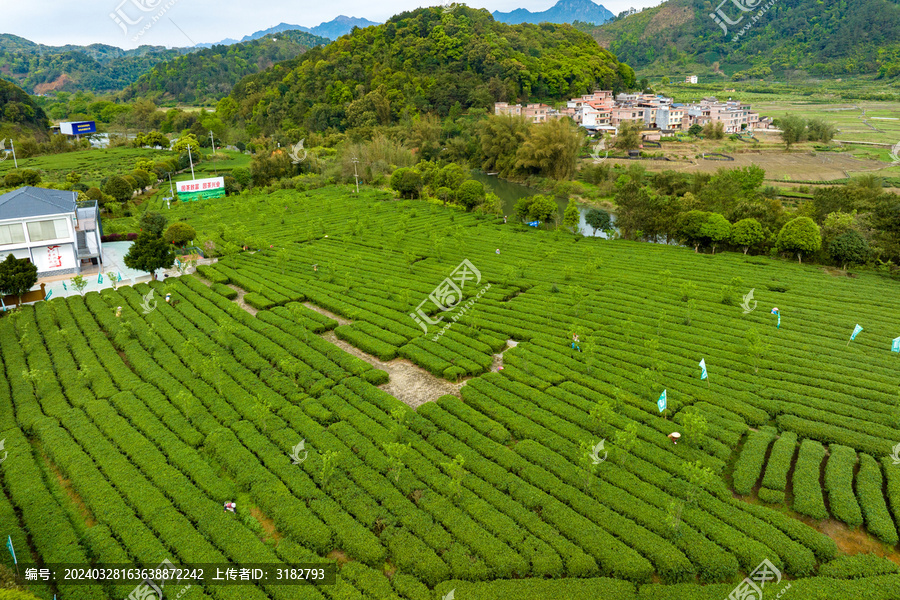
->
<box><xmin>2</xmin><ymin>185</ymin><xmax>900</xmax><ymax>599</ymax></box>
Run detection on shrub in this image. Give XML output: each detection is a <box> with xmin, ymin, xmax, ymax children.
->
<box><xmin>824</xmin><ymin>444</ymin><xmax>863</xmax><ymax>528</ymax></box>
<box><xmin>792</xmin><ymin>440</ymin><xmax>829</xmax><ymax>520</ymax></box>
<box><xmin>732</xmin><ymin>429</ymin><xmax>776</xmax><ymax>496</ymax></box>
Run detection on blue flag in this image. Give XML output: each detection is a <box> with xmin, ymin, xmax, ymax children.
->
<box><xmin>699</xmin><ymin>358</ymin><xmax>708</xmax><ymax>380</ymax></box>
<box><xmin>657</xmin><ymin>390</ymin><xmax>667</xmax><ymax>413</ymax></box>
<box><xmin>6</xmin><ymin>535</ymin><xmax>16</xmax><ymax>565</ymax></box>
<box><xmin>62</xmin><ymin>281</ymin><xmax>67</xmax><ymax>291</ymax></box>
<box><xmin>0</xmin><ymin>297</ymin><xmax>5</xmax><ymax>312</ymax></box>
<box><xmin>771</xmin><ymin>307</ymin><xmax>780</xmax><ymax>329</ymax></box>
<box><xmin>850</xmin><ymin>324</ymin><xmax>863</xmax><ymax>341</ymax></box>
<box><xmin>44</xmin><ymin>290</ymin><xmax>52</xmax><ymax>301</ymax></box>
<box><xmin>98</xmin><ymin>273</ymin><xmax>103</xmax><ymax>284</ymax></box>
<box><xmin>118</xmin><ymin>272</ymin><xmax>123</xmax><ymax>282</ymax></box>
<box><xmin>892</xmin><ymin>337</ymin><xmax>900</xmax><ymax>353</ymax></box>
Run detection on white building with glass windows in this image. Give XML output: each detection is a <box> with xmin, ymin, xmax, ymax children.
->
<box><xmin>0</xmin><ymin>187</ymin><xmax>103</xmax><ymax>277</ymax></box>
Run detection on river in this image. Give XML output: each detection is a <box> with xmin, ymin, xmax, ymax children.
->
<box><xmin>469</xmin><ymin>171</ymin><xmax>615</xmax><ymax>238</ymax></box>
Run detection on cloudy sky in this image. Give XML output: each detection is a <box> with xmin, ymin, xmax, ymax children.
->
<box><xmin>1</xmin><ymin>0</ymin><xmax>662</xmax><ymax>49</ymax></box>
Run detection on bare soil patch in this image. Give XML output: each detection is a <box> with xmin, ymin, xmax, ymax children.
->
<box><xmin>323</xmin><ymin>331</ymin><xmax>463</xmax><ymax>409</ymax></box>
<box><xmin>249</xmin><ymin>506</ymin><xmax>283</xmax><ymax>544</ymax></box>
<box><xmin>227</xmin><ymin>284</ymin><xmax>258</xmax><ymax>316</ymax></box>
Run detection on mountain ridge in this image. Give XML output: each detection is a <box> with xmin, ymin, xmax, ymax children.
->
<box><xmin>493</xmin><ymin>0</ymin><xmax>614</xmax><ymax>26</ymax></box>
<box><xmin>197</xmin><ymin>15</ymin><xmax>380</xmax><ymax>47</ymax></box>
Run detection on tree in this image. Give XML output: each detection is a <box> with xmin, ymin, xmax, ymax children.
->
<box><xmin>700</xmin><ymin>213</ymin><xmax>731</xmax><ymax>254</ymax></box>
<box><xmin>514</xmin><ymin>118</ymin><xmax>583</xmax><ymax>180</ymax></box>
<box><xmin>171</xmin><ymin>133</ymin><xmax>201</xmax><ymax>154</ymax></box>
<box><xmin>614</xmin><ymin>120</ymin><xmax>643</xmax><ymax>151</ymax></box>
<box><xmin>613</xmin><ymin>422</ymin><xmax>638</xmax><ymax>466</ymax></box>
<box><xmin>138</xmin><ymin>211</ymin><xmax>168</xmax><ymax>236</ymax></box>
<box><xmin>683</xmin><ymin>460</ymin><xmax>714</xmax><ymax>504</ymax></box>
<box><xmin>779</xmin><ymin>116</ymin><xmax>807</xmax><ymax>150</ymax></box>
<box><xmin>124</xmin><ymin>232</ymin><xmax>176</xmax><ymax>280</ymax></box>
<box><xmin>730</xmin><ymin>218</ymin><xmax>765</xmax><ymax>254</ymax></box>
<box><xmin>702</xmin><ymin>121</ymin><xmax>725</xmax><ymax>140</ymax></box>
<box><xmin>0</xmin><ymin>254</ymin><xmax>37</xmax><ymax>305</ymax></box>
<box><xmin>389</xmin><ymin>168</ymin><xmax>422</xmax><ymax>199</ymax></box>
<box><xmin>776</xmin><ymin>216</ymin><xmax>821</xmax><ymax>263</ymax></box>
<box><xmin>69</xmin><ymin>274</ymin><xmax>88</xmax><ymax>296</ymax></box>
<box><xmin>563</xmin><ymin>199</ymin><xmax>580</xmax><ymax>233</ymax></box>
<box><xmin>829</xmin><ymin>230</ymin><xmax>870</xmax><ymax>270</ymax></box>
<box><xmin>456</xmin><ymin>180</ymin><xmax>485</xmax><ymax>210</ymax></box>
<box><xmin>676</xmin><ymin>210</ymin><xmax>711</xmax><ymax>252</ymax></box>
<box><xmin>680</xmin><ymin>409</ymin><xmax>708</xmax><ymax>447</ymax></box>
<box><xmin>584</xmin><ymin>208</ymin><xmax>612</xmax><ymax>236</ymax></box>
<box><xmin>103</xmin><ymin>175</ymin><xmax>133</xmax><ymax>203</ymax></box>
<box><xmin>527</xmin><ymin>195</ymin><xmax>557</xmax><ymax>223</ymax></box>
<box><xmin>688</xmin><ymin>124</ymin><xmax>703</xmax><ymax>137</ymax></box>
<box><xmin>806</xmin><ymin>118</ymin><xmax>835</xmax><ymax>143</ymax></box>
<box><xmin>163</xmin><ymin>222</ymin><xmax>196</xmax><ymax>247</ymax></box>
<box><xmin>480</xmin><ymin>115</ymin><xmax>529</xmax><ymax>179</ymax></box>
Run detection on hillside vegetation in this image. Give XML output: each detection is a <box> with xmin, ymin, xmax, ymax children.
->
<box><xmin>121</xmin><ymin>31</ymin><xmax>330</xmax><ymax>105</ymax></box>
<box><xmin>224</xmin><ymin>6</ymin><xmax>635</xmax><ymax>135</ymax></box>
<box><xmin>0</xmin><ymin>79</ymin><xmax>49</xmax><ymax>140</ymax></box>
<box><xmin>0</xmin><ymin>34</ymin><xmax>190</xmax><ymax>94</ymax></box>
<box><xmin>579</xmin><ymin>0</ymin><xmax>900</xmax><ymax>79</ymax></box>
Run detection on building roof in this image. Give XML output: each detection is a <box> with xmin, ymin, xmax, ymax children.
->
<box><xmin>0</xmin><ymin>187</ymin><xmax>76</xmax><ymax>221</ymax></box>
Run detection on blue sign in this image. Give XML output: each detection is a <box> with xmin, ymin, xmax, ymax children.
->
<box><xmin>892</xmin><ymin>337</ymin><xmax>900</xmax><ymax>353</ymax></box>
<box><xmin>657</xmin><ymin>390</ymin><xmax>667</xmax><ymax>413</ymax></box>
<box><xmin>72</xmin><ymin>121</ymin><xmax>96</xmax><ymax>134</ymax></box>
<box><xmin>850</xmin><ymin>324</ymin><xmax>863</xmax><ymax>341</ymax></box>
<box><xmin>527</xmin><ymin>221</ymin><xmax>541</xmax><ymax>227</ymax></box>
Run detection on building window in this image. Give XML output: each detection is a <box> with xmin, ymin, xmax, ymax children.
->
<box><xmin>27</xmin><ymin>218</ymin><xmax>69</xmax><ymax>242</ymax></box>
<box><xmin>0</xmin><ymin>223</ymin><xmax>26</xmax><ymax>246</ymax></box>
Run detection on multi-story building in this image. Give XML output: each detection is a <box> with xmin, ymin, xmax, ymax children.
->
<box><xmin>0</xmin><ymin>186</ymin><xmax>103</xmax><ymax>277</ymax></box>
<box><xmin>493</xmin><ymin>92</ymin><xmax>765</xmax><ymax>134</ymax></box>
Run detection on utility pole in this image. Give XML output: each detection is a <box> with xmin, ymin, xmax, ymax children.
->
<box><xmin>209</xmin><ymin>130</ymin><xmax>216</xmax><ymax>153</ymax></box>
<box><xmin>187</xmin><ymin>145</ymin><xmax>196</xmax><ymax>179</ymax></box>
<box><xmin>351</xmin><ymin>157</ymin><xmax>360</xmax><ymax>194</ymax></box>
<box><xmin>11</xmin><ymin>139</ymin><xmax>17</xmax><ymax>169</ymax></box>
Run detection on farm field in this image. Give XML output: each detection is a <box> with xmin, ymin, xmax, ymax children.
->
<box><xmin>2</xmin><ymin>185</ymin><xmax>900</xmax><ymax>599</ymax></box>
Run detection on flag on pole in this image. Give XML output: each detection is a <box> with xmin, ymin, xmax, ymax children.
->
<box><xmin>850</xmin><ymin>324</ymin><xmax>863</xmax><ymax>342</ymax></box>
<box><xmin>117</xmin><ymin>272</ymin><xmax>123</xmax><ymax>282</ymax></box>
<box><xmin>62</xmin><ymin>281</ymin><xmax>67</xmax><ymax>291</ymax></box>
<box><xmin>6</xmin><ymin>535</ymin><xmax>16</xmax><ymax>565</ymax></box>
<box><xmin>699</xmin><ymin>359</ymin><xmax>708</xmax><ymax>380</ymax></box>
<box><xmin>892</xmin><ymin>337</ymin><xmax>900</xmax><ymax>353</ymax></box>
<box><xmin>657</xmin><ymin>390</ymin><xmax>667</xmax><ymax>413</ymax></box>
<box><xmin>771</xmin><ymin>307</ymin><xmax>780</xmax><ymax>329</ymax></box>
<box><xmin>98</xmin><ymin>273</ymin><xmax>103</xmax><ymax>284</ymax></box>
<box><xmin>44</xmin><ymin>290</ymin><xmax>52</xmax><ymax>301</ymax></box>
<box><xmin>0</xmin><ymin>297</ymin><xmax>5</xmax><ymax>312</ymax></box>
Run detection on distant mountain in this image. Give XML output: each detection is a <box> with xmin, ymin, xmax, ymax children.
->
<box><xmin>578</xmin><ymin>0</ymin><xmax>900</xmax><ymax>79</ymax></box>
<box><xmin>199</xmin><ymin>15</ymin><xmax>380</xmax><ymax>47</ymax></box>
<box><xmin>493</xmin><ymin>0</ymin><xmax>614</xmax><ymax>26</ymax></box>
<box><xmin>0</xmin><ymin>34</ymin><xmax>191</xmax><ymax>94</ymax></box>
<box><xmin>123</xmin><ymin>30</ymin><xmax>329</xmax><ymax>105</ymax></box>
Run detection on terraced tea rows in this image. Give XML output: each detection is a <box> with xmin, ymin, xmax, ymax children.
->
<box><xmin>2</xmin><ymin>185</ymin><xmax>899</xmax><ymax>599</ymax></box>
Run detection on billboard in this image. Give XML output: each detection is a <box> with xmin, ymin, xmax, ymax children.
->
<box><xmin>59</xmin><ymin>121</ymin><xmax>97</xmax><ymax>135</ymax></box>
<box><xmin>176</xmin><ymin>177</ymin><xmax>226</xmax><ymax>202</ymax></box>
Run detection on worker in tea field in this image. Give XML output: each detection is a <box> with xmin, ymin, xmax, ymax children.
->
<box><xmin>572</xmin><ymin>333</ymin><xmax>582</xmax><ymax>352</ymax></box>
<box><xmin>223</xmin><ymin>502</ymin><xmax>236</xmax><ymax>513</ymax></box>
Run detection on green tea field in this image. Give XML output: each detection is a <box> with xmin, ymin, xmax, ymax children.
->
<box><xmin>2</xmin><ymin>186</ymin><xmax>900</xmax><ymax>599</ymax></box>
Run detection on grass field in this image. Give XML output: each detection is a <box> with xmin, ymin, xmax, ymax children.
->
<box><xmin>0</xmin><ymin>147</ymin><xmax>250</xmax><ymax>190</ymax></box>
<box><xmin>2</xmin><ymin>184</ymin><xmax>900</xmax><ymax>599</ymax></box>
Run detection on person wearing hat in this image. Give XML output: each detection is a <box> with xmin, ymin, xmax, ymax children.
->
<box><xmin>223</xmin><ymin>502</ymin><xmax>236</xmax><ymax>513</ymax></box>
<box><xmin>668</xmin><ymin>432</ymin><xmax>681</xmax><ymax>445</ymax></box>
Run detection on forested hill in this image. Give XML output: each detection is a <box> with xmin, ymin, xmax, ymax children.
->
<box><xmin>0</xmin><ymin>79</ymin><xmax>50</xmax><ymax>139</ymax></box>
<box><xmin>0</xmin><ymin>34</ymin><xmax>189</xmax><ymax>94</ymax></box>
<box><xmin>122</xmin><ymin>31</ymin><xmax>330</xmax><ymax>105</ymax></box>
<box><xmin>578</xmin><ymin>0</ymin><xmax>900</xmax><ymax>79</ymax></box>
<box><xmin>223</xmin><ymin>6</ymin><xmax>635</xmax><ymax>135</ymax></box>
